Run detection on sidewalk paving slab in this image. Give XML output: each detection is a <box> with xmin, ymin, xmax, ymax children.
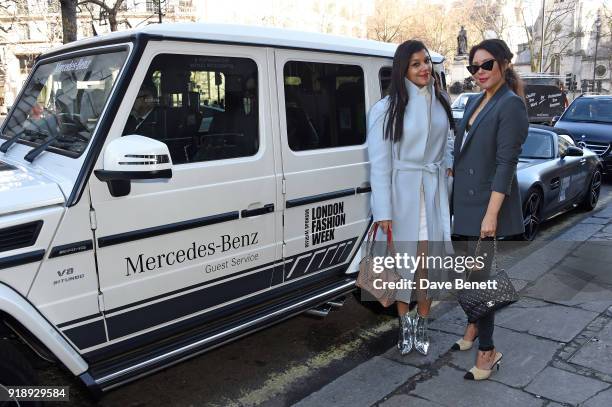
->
<box><xmin>292</xmin><ymin>356</ymin><xmax>420</xmax><ymax>407</ymax></box>
<box><xmin>410</xmin><ymin>365</ymin><xmax>545</xmax><ymax>407</ymax></box>
<box><xmin>583</xmin><ymin>387</ymin><xmax>612</xmax><ymax>407</ymax></box>
<box><xmin>429</xmin><ymin>307</ymin><xmax>469</xmax><ymax>337</ymax></box>
<box><xmin>382</xmin><ymin>331</ymin><xmax>457</xmax><ymax>368</ymax></box>
<box><xmin>556</xmin><ymin>223</ymin><xmax>604</xmax><ymax>241</ymax></box>
<box><xmin>505</xmin><ymin>241</ymin><xmax>581</xmax><ymax>282</ymax></box>
<box><xmin>560</xmin><ymin>256</ymin><xmax>612</xmax><ymax>286</ymax></box>
<box><xmin>447</xmin><ymin>327</ymin><xmax>562</xmax><ymax>388</ymax></box>
<box><xmin>494</xmin><ymin>298</ymin><xmax>599</xmax><ymax>342</ymax></box>
<box><xmin>568</xmin><ymin>319</ymin><xmax>612</xmax><ymax>376</ymax></box>
<box><xmin>522</xmin><ymin>270</ymin><xmax>612</xmax><ymax>313</ymax></box>
<box><xmin>378</xmin><ymin>394</ymin><xmax>444</xmax><ymax>407</ymax></box>
<box><xmin>524</xmin><ymin>366</ymin><xmax>609</xmax><ymax>405</ymax></box>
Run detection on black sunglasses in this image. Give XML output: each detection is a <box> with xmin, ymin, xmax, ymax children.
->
<box><xmin>466</xmin><ymin>59</ymin><xmax>495</xmax><ymax>75</ymax></box>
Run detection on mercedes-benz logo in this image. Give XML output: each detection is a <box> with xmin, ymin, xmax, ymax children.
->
<box><xmin>578</xmin><ymin>141</ymin><xmax>587</xmax><ymax>148</ymax></box>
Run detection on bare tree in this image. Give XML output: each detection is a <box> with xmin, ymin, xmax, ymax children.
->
<box><xmin>60</xmin><ymin>0</ymin><xmax>78</xmax><ymax>43</ymax></box>
<box><xmin>79</xmin><ymin>0</ymin><xmax>126</xmax><ymax>32</ymax></box>
<box><xmin>0</xmin><ymin>0</ymin><xmax>20</xmax><ymax>41</ymax></box>
<box><xmin>366</xmin><ymin>0</ymin><xmax>409</xmax><ymax>43</ymax></box>
<box><xmin>464</xmin><ymin>0</ymin><xmax>508</xmax><ymax>40</ymax></box>
<box><xmin>520</xmin><ymin>1</ymin><xmax>575</xmax><ymax>72</ymax></box>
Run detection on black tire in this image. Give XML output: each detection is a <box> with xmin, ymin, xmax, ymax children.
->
<box><xmin>522</xmin><ymin>188</ymin><xmax>542</xmax><ymax>241</ymax></box>
<box><xmin>579</xmin><ymin>168</ymin><xmax>602</xmax><ymax>211</ymax></box>
<box><xmin>352</xmin><ymin>289</ymin><xmax>398</xmax><ymax>317</ymax></box>
<box><xmin>0</xmin><ymin>340</ymin><xmax>40</xmax><ymax>407</ymax></box>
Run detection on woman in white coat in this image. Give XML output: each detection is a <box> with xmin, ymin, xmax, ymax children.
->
<box><xmin>367</xmin><ymin>40</ymin><xmax>454</xmax><ymax>356</ymax></box>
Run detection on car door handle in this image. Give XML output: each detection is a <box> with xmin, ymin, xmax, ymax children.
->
<box><xmin>241</xmin><ymin>203</ymin><xmax>274</xmax><ymax>218</ymax></box>
<box><xmin>550</xmin><ymin>177</ymin><xmax>560</xmax><ymax>190</ymax></box>
<box><xmin>356</xmin><ymin>182</ymin><xmax>371</xmax><ymax>194</ymax></box>
<box><xmin>580</xmin><ymin>158</ymin><xmax>587</xmax><ymax>165</ymax></box>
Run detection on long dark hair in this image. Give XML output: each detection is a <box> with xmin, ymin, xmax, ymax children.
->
<box><xmin>468</xmin><ymin>39</ymin><xmax>525</xmax><ymax>98</ymax></box>
<box><xmin>384</xmin><ymin>40</ymin><xmax>454</xmax><ymax>142</ymax></box>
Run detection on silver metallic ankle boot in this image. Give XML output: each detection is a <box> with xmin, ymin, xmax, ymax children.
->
<box><xmin>397</xmin><ymin>311</ymin><xmax>415</xmax><ymax>355</ymax></box>
<box><xmin>414</xmin><ymin>313</ymin><xmax>430</xmax><ymax>356</ymax></box>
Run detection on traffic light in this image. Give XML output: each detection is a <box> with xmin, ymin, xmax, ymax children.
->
<box><xmin>565</xmin><ymin>73</ymin><xmax>572</xmax><ymax>89</ymax></box>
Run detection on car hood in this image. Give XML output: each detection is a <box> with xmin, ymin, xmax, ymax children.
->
<box><xmin>0</xmin><ymin>160</ymin><xmax>65</xmax><ymax>215</ymax></box>
<box><xmin>555</xmin><ymin>121</ymin><xmax>612</xmax><ymax>143</ymax></box>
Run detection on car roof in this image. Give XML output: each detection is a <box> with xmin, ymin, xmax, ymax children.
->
<box><xmin>42</xmin><ymin>23</ymin><xmax>446</xmax><ymax>62</ymax></box>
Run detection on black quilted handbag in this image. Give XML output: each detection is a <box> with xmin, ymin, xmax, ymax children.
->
<box><xmin>457</xmin><ymin>238</ymin><xmax>519</xmax><ymax>322</ymax></box>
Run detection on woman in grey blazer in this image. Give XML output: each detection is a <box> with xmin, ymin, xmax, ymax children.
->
<box><xmin>367</xmin><ymin>40</ymin><xmax>454</xmax><ymax>356</ymax></box>
<box><xmin>449</xmin><ymin>39</ymin><xmax>528</xmax><ymax>380</ymax></box>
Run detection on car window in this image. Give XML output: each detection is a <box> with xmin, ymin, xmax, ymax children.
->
<box><xmin>520</xmin><ymin>130</ymin><xmax>554</xmax><ymax>159</ymax></box>
<box><xmin>1</xmin><ymin>49</ymin><xmax>128</xmax><ymax>157</ymax></box>
<box><xmin>558</xmin><ymin>134</ymin><xmax>575</xmax><ymax>146</ymax></box>
<box><xmin>562</xmin><ymin>98</ymin><xmax>612</xmax><ymax>124</ymax></box>
<box><xmin>123</xmin><ymin>53</ymin><xmax>259</xmax><ymax>164</ymax></box>
<box><xmin>283</xmin><ymin>61</ymin><xmax>366</xmax><ymax>151</ymax></box>
<box><xmin>557</xmin><ymin>134</ymin><xmax>572</xmax><ymax>157</ymax></box>
<box><xmin>379</xmin><ymin>66</ymin><xmax>391</xmax><ymax>97</ymax></box>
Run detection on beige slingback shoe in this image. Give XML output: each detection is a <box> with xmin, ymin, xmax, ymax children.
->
<box><xmin>464</xmin><ymin>352</ymin><xmax>503</xmax><ymax>381</ymax></box>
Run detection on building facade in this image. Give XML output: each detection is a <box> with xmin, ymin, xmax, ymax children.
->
<box><xmin>514</xmin><ymin>0</ymin><xmax>611</xmax><ymax>94</ymax></box>
<box><xmin>0</xmin><ymin>0</ymin><xmax>199</xmax><ymax>112</ymax></box>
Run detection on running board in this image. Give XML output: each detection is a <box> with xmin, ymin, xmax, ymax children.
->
<box><xmin>82</xmin><ymin>279</ymin><xmax>356</xmax><ymax>392</ymax></box>
<box><xmin>304</xmin><ymin>304</ymin><xmax>333</xmax><ymax>318</ymax></box>
<box><xmin>304</xmin><ymin>295</ymin><xmax>346</xmax><ymax>318</ymax></box>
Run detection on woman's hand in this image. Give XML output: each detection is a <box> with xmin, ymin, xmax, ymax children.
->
<box><xmin>375</xmin><ymin>220</ymin><xmax>392</xmax><ymax>235</ymax></box>
<box><xmin>446</xmin><ymin>168</ymin><xmax>454</xmax><ymax>177</ymax></box>
<box><xmin>480</xmin><ymin>212</ymin><xmax>497</xmax><ymax>238</ymax></box>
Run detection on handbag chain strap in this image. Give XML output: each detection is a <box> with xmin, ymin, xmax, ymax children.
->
<box><xmin>466</xmin><ymin>236</ymin><xmax>498</xmax><ymax>281</ymax></box>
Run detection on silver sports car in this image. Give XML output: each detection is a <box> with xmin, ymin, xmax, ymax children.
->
<box><xmin>518</xmin><ymin>125</ymin><xmax>603</xmax><ymax>240</ymax></box>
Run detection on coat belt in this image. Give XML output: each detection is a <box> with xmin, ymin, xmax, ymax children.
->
<box><xmin>392</xmin><ymin>159</ymin><xmax>443</xmax><ymax>173</ymax></box>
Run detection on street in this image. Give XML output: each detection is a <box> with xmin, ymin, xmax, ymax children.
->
<box><xmin>34</xmin><ymin>182</ymin><xmax>612</xmax><ymax>407</ymax></box>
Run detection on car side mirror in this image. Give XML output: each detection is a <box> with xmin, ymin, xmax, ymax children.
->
<box><xmin>560</xmin><ymin>145</ymin><xmax>583</xmax><ymax>159</ymax></box>
<box><xmin>551</xmin><ymin>116</ymin><xmax>560</xmax><ymax>126</ymax></box>
<box><xmin>95</xmin><ymin>135</ymin><xmax>173</xmax><ymax>197</ymax></box>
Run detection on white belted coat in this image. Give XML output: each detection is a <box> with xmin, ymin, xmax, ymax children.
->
<box><xmin>367</xmin><ymin>78</ymin><xmax>454</xmax><ymax>302</ymax></box>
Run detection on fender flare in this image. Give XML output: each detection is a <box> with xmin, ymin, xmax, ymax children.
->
<box><xmin>0</xmin><ymin>283</ymin><xmax>88</xmax><ymax>375</ymax></box>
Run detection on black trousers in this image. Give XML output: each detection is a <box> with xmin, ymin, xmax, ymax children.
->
<box><xmin>454</xmin><ymin>236</ymin><xmax>496</xmax><ymax>351</ymax></box>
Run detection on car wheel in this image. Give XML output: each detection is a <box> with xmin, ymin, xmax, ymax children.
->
<box><xmin>579</xmin><ymin>169</ymin><xmax>602</xmax><ymax>211</ymax></box>
<box><xmin>0</xmin><ymin>340</ymin><xmax>41</xmax><ymax>407</ymax></box>
<box><xmin>522</xmin><ymin>188</ymin><xmax>542</xmax><ymax>241</ymax></box>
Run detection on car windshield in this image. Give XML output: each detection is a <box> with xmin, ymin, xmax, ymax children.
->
<box><xmin>520</xmin><ymin>130</ymin><xmax>554</xmax><ymax>159</ymax></box>
<box><xmin>0</xmin><ymin>48</ymin><xmax>128</xmax><ymax>157</ymax></box>
<box><xmin>562</xmin><ymin>98</ymin><xmax>612</xmax><ymax>124</ymax></box>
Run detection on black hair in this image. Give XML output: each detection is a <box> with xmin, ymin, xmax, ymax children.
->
<box><xmin>384</xmin><ymin>40</ymin><xmax>454</xmax><ymax>142</ymax></box>
<box><xmin>468</xmin><ymin>39</ymin><xmax>524</xmax><ymax>98</ymax></box>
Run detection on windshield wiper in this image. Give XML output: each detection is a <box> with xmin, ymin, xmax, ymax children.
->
<box><xmin>24</xmin><ymin>134</ymin><xmax>60</xmax><ymax>162</ymax></box>
<box><xmin>0</xmin><ymin>129</ymin><xmax>22</xmax><ymax>153</ymax></box>
<box><xmin>24</xmin><ymin>132</ymin><xmax>87</xmax><ymax>162</ymax></box>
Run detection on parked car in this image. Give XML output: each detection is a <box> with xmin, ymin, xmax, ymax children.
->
<box><xmin>553</xmin><ymin>95</ymin><xmax>612</xmax><ymax>176</ymax></box>
<box><xmin>517</xmin><ymin>125</ymin><xmax>603</xmax><ymax>240</ymax></box>
<box><xmin>451</xmin><ymin>92</ymin><xmax>479</xmax><ymax>126</ymax></box>
<box><xmin>0</xmin><ymin>23</ymin><xmax>449</xmax><ymax>397</ymax></box>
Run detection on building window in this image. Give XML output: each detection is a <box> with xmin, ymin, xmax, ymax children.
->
<box><xmin>19</xmin><ymin>23</ymin><xmax>30</xmax><ymax>40</ymax></box>
<box><xmin>17</xmin><ymin>54</ymin><xmax>37</xmax><ymax>75</ymax></box>
<box><xmin>550</xmin><ymin>54</ymin><xmax>561</xmax><ymax>74</ymax></box>
<box><xmin>146</xmin><ymin>0</ymin><xmax>156</xmax><ymax>13</ymax></box>
<box><xmin>283</xmin><ymin>61</ymin><xmax>366</xmax><ymax>151</ymax></box>
<box><xmin>178</xmin><ymin>0</ymin><xmax>193</xmax><ymax>12</ymax></box>
<box><xmin>123</xmin><ymin>53</ymin><xmax>259</xmax><ymax>164</ymax></box>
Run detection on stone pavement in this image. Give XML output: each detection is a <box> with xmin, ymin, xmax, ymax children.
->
<box><xmin>293</xmin><ymin>204</ymin><xmax>612</xmax><ymax>407</ymax></box>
